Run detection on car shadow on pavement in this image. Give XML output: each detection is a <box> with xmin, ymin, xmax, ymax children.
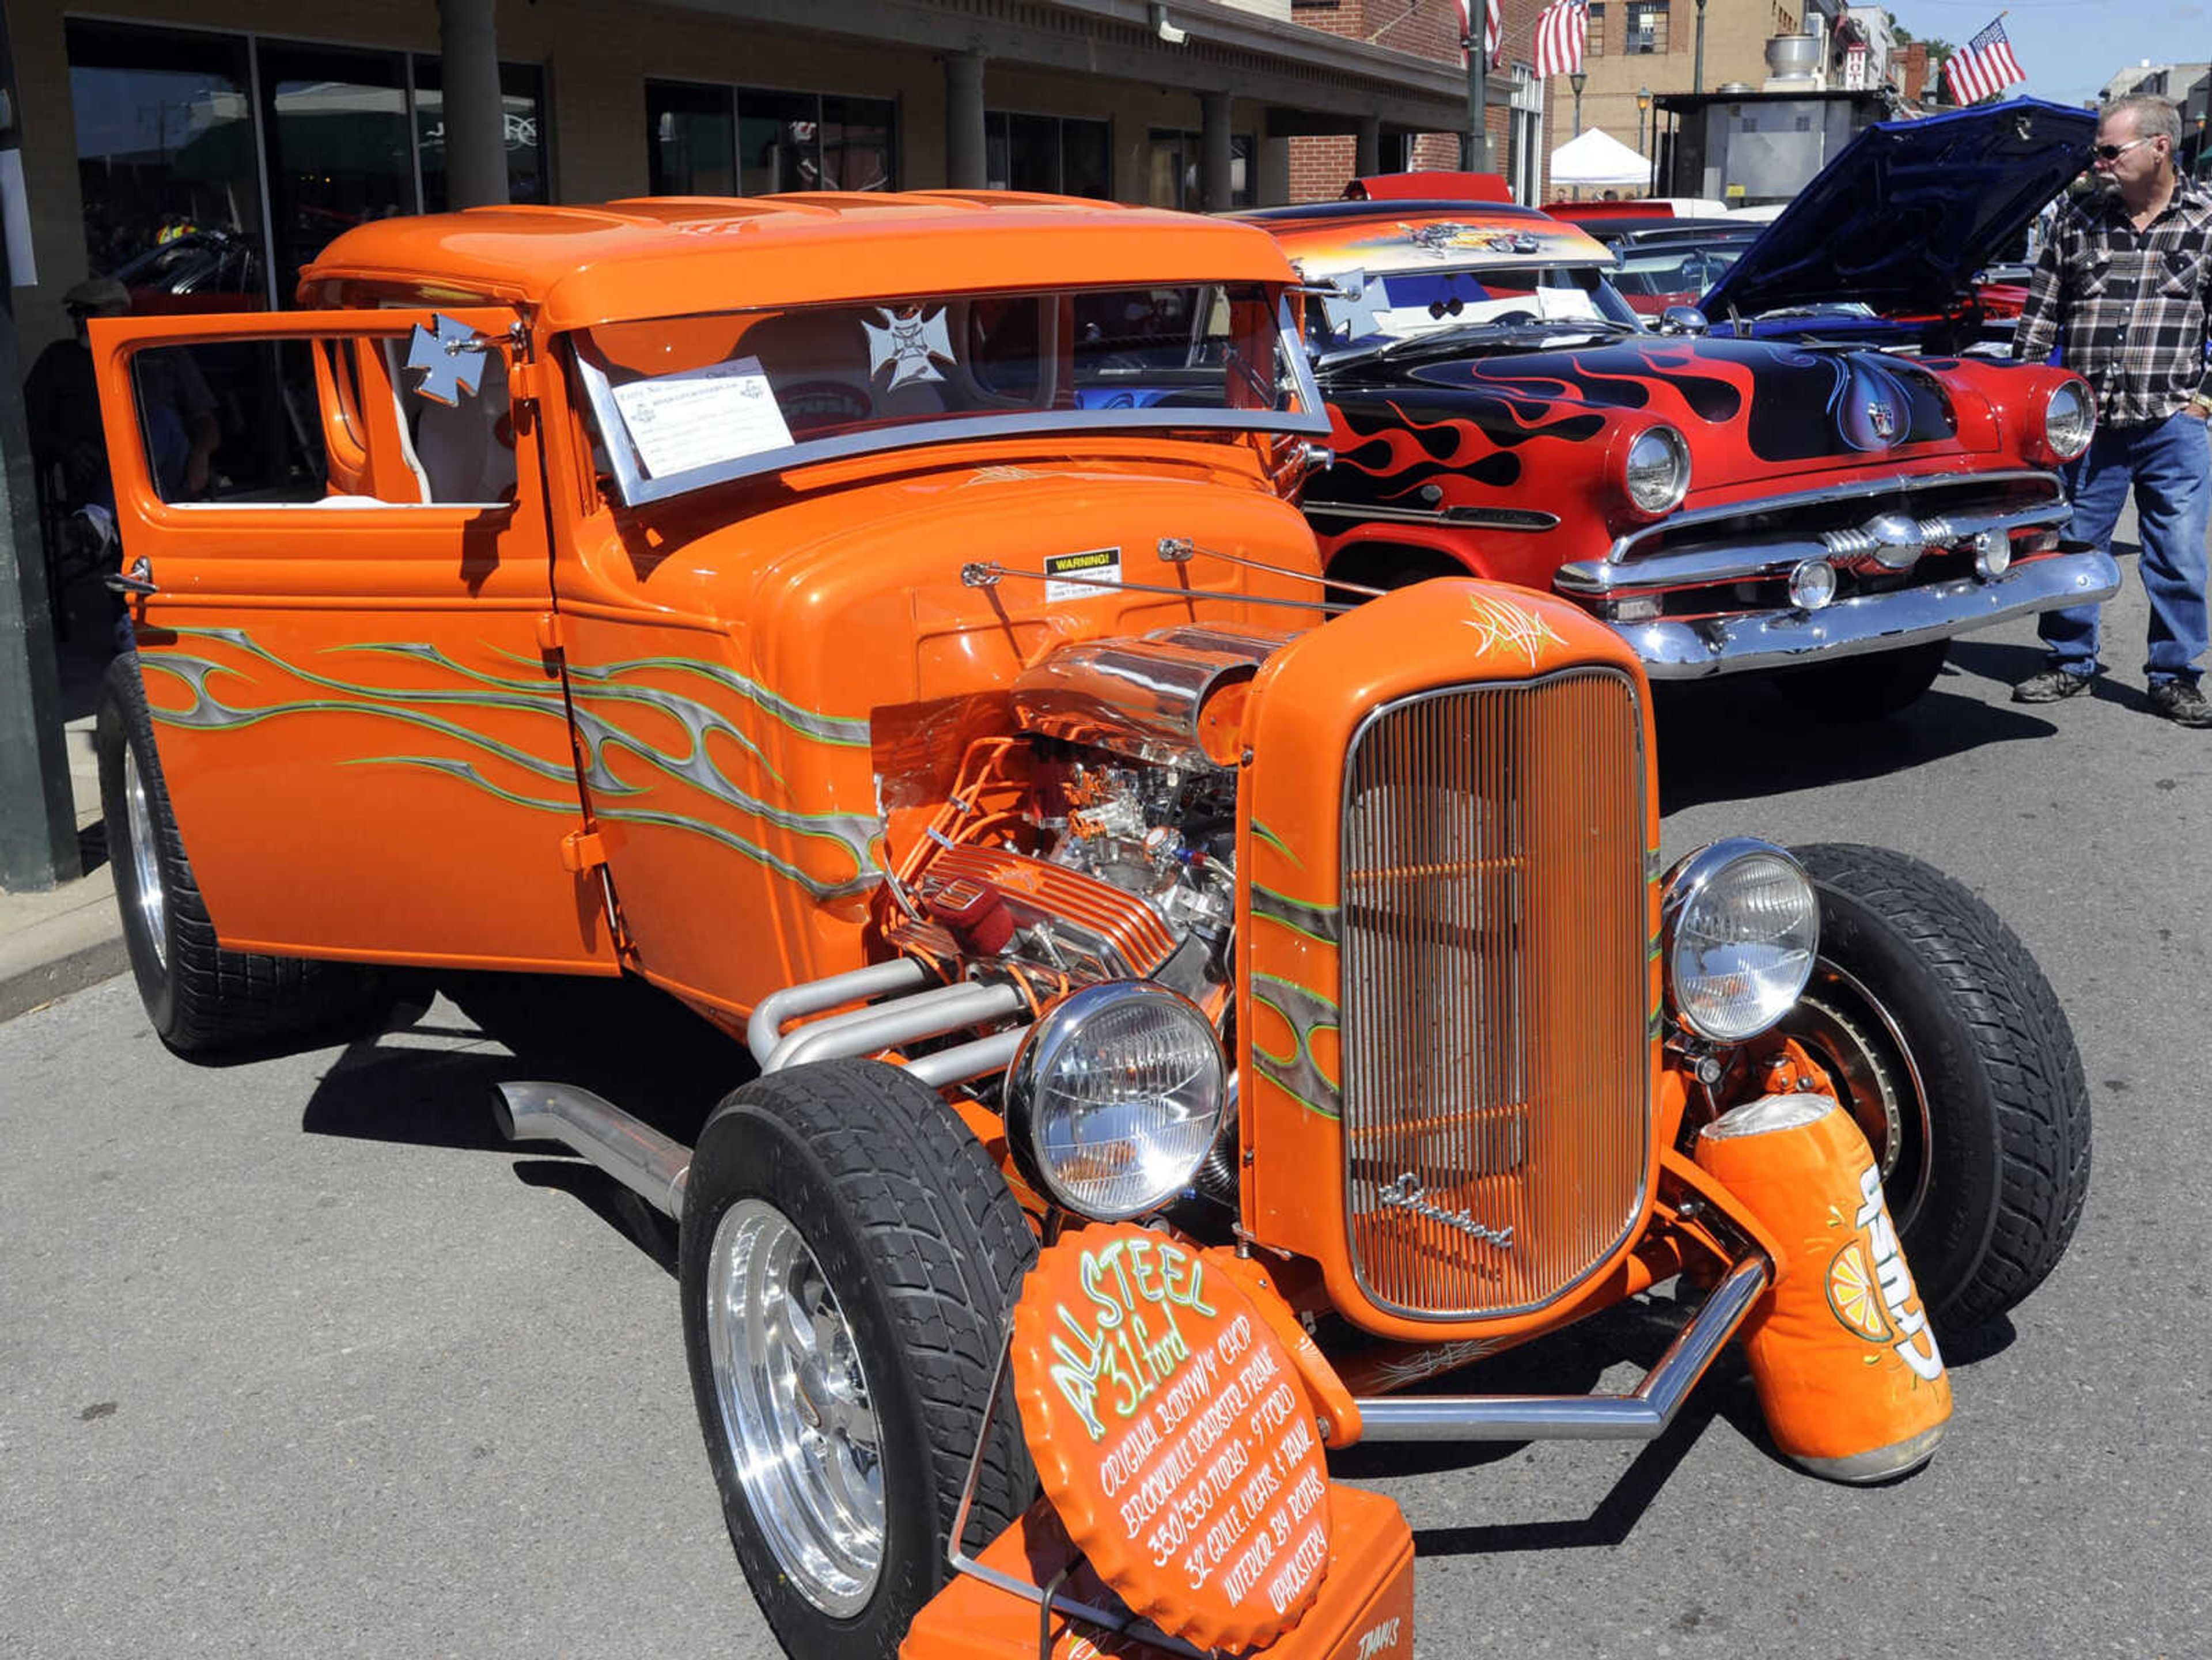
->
<box><xmin>1653</xmin><ymin>666</ymin><xmax>2061</xmax><ymax>815</ymax></box>
<box><xmin>300</xmin><ymin>969</ymin><xmax>754</xmax><ymax>1269</ymax></box>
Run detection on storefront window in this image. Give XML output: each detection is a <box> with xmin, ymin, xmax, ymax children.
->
<box><xmin>417</xmin><ymin>60</ymin><xmax>549</xmax><ymax>211</ymax></box>
<box><xmin>259</xmin><ymin>44</ymin><xmax>415</xmax><ymax>304</ymax></box>
<box><xmin>647</xmin><ymin>81</ymin><xmax>737</xmax><ymax>195</ymax></box>
<box><xmin>1147</xmin><ymin>130</ymin><xmax>1253</xmax><ymax>211</ymax></box>
<box><xmin>986</xmin><ymin>113</ymin><xmax>1111</xmax><ymax>197</ymax></box>
<box><xmin>821</xmin><ymin>97</ymin><xmax>894</xmax><ymax>191</ymax></box>
<box><xmin>67</xmin><ymin>21</ymin><xmax>266</xmax><ymax>306</ymax></box>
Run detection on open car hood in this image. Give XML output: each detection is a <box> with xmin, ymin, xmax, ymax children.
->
<box><xmin>1698</xmin><ymin>98</ymin><xmax>2093</xmax><ymax>321</ymax></box>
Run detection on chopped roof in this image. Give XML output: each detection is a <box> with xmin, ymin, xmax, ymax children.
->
<box><xmin>302</xmin><ymin>193</ymin><xmax>1301</xmax><ymax>331</ymax></box>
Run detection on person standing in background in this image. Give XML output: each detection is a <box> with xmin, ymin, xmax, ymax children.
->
<box><xmin>2011</xmin><ymin>94</ymin><xmax>2212</xmax><ymax>727</ymax></box>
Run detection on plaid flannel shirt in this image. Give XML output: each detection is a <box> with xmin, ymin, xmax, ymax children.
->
<box><xmin>2014</xmin><ymin>182</ymin><xmax>2212</xmax><ymax>426</ymax></box>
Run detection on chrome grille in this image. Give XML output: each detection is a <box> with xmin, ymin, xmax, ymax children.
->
<box><xmin>1340</xmin><ymin>669</ymin><xmax>1650</xmax><ymax>1320</ymax></box>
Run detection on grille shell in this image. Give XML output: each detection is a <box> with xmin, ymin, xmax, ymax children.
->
<box><xmin>1338</xmin><ymin>668</ymin><xmax>1652</xmax><ymax>1321</ymax></box>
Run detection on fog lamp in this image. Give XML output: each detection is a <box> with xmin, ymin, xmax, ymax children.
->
<box><xmin>1005</xmin><ymin>982</ymin><xmax>1228</xmax><ymax>1221</ymax></box>
<box><xmin>1788</xmin><ymin>558</ymin><xmax>1838</xmax><ymax>611</ymax></box>
<box><xmin>1973</xmin><ymin>530</ymin><xmax>2012</xmax><ymax>581</ymax></box>
<box><xmin>1661</xmin><ymin>839</ymin><xmax>1820</xmax><ymax>1044</ymax></box>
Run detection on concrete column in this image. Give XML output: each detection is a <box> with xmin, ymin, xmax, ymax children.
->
<box><xmin>438</xmin><ymin>0</ymin><xmax>508</xmax><ymax>209</ymax></box>
<box><xmin>945</xmin><ymin>52</ymin><xmax>987</xmax><ymax>190</ymax></box>
<box><xmin>1200</xmin><ymin>90</ymin><xmax>1233</xmax><ymax>211</ymax></box>
<box><xmin>1355</xmin><ymin>116</ymin><xmax>1381</xmax><ymax>179</ymax></box>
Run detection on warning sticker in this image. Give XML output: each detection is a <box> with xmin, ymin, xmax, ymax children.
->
<box><xmin>1043</xmin><ymin>547</ymin><xmax>1122</xmax><ymax>604</ymax></box>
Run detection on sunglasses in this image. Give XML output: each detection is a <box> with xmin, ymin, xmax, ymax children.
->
<box><xmin>2092</xmin><ymin>137</ymin><xmax>2155</xmax><ymax>161</ymax></box>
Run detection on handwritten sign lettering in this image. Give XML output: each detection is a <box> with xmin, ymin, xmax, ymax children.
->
<box><xmin>1012</xmin><ymin>1225</ymin><xmax>1334</xmax><ymax>1651</ymax></box>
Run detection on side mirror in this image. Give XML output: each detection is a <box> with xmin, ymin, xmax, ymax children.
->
<box><xmin>1657</xmin><ymin>305</ymin><xmax>1710</xmax><ymax>337</ymax></box>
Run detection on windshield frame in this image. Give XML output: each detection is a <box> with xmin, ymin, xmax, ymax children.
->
<box><xmin>571</xmin><ymin>289</ymin><xmax>1330</xmax><ymax>510</ymax></box>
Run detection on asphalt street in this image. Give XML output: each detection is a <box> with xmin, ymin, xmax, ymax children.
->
<box><xmin>4</xmin><ymin>536</ymin><xmax>2209</xmax><ymax>1659</ymax></box>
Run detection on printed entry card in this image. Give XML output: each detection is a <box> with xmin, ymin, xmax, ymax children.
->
<box><xmin>611</xmin><ymin>357</ymin><xmax>794</xmax><ymax>477</ymax></box>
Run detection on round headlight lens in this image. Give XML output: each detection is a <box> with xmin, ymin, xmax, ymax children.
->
<box><xmin>1005</xmin><ymin>983</ymin><xmax>1228</xmax><ymax>1221</ymax></box>
<box><xmin>2044</xmin><ymin>380</ymin><xmax>2094</xmax><ymax>461</ymax></box>
<box><xmin>1624</xmin><ymin>425</ymin><xmax>1691</xmax><ymax>516</ymax></box>
<box><xmin>1661</xmin><ymin>839</ymin><xmax>1819</xmax><ymax>1043</ymax></box>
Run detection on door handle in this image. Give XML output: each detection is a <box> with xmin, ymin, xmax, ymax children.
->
<box><xmin>104</xmin><ymin>557</ymin><xmax>157</xmax><ymax>597</ymax></box>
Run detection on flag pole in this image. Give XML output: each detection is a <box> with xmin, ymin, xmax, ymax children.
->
<box><xmin>1468</xmin><ymin>18</ymin><xmax>1489</xmax><ymax>171</ymax></box>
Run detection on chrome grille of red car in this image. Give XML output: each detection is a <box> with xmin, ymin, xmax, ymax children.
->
<box><xmin>1339</xmin><ymin>669</ymin><xmax>1650</xmax><ymax>1320</ymax></box>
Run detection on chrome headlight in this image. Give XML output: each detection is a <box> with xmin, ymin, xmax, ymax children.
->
<box><xmin>1005</xmin><ymin>982</ymin><xmax>1228</xmax><ymax>1221</ymax></box>
<box><xmin>1660</xmin><ymin>839</ymin><xmax>1819</xmax><ymax>1043</ymax></box>
<box><xmin>1623</xmin><ymin>425</ymin><xmax>1691</xmax><ymax>516</ymax></box>
<box><xmin>2041</xmin><ymin>379</ymin><xmax>2094</xmax><ymax>462</ymax></box>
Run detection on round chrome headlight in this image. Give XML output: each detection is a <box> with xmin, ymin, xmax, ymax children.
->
<box><xmin>1660</xmin><ymin>839</ymin><xmax>1819</xmax><ymax>1043</ymax></box>
<box><xmin>2042</xmin><ymin>379</ymin><xmax>2094</xmax><ymax>462</ymax></box>
<box><xmin>1623</xmin><ymin>425</ymin><xmax>1691</xmax><ymax>516</ymax></box>
<box><xmin>1005</xmin><ymin>982</ymin><xmax>1228</xmax><ymax>1221</ymax></box>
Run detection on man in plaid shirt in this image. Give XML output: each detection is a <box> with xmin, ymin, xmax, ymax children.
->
<box><xmin>2013</xmin><ymin>94</ymin><xmax>2212</xmax><ymax>727</ymax></box>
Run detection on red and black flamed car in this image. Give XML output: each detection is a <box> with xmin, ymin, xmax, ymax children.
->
<box><xmin>1238</xmin><ymin>105</ymin><xmax>2113</xmax><ymax>716</ymax></box>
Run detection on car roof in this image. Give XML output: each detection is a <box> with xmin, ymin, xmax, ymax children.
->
<box><xmin>1233</xmin><ymin>203</ymin><xmax>1613</xmax><ymax>276</ymax></box>
<box><xmin>301</xmin><ymin>193</ymin><xmax>1300</xmax><ymax>331</ymax></box>
<box><xmin>1586</xmin><ymin>219</ymin><xmax>1761</xmax><ymax>246</ymax></box>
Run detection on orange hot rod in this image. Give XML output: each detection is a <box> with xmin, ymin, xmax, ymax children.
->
<box><xmin>90</xmin><ymin>195</ymin><xmax>2089</xmax><ymax>1659</ymax></box>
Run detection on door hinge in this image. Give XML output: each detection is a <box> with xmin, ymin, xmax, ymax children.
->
<box><xmin>536</xmin><ymin>611</ymin><xmax>566</xmax><ymax>654</ymax></box>
<box><xmin>507</xmin><ymin>357</ymin><xmax>540</xmax><ymax>403</ymax></box>
<box><xmin>559</xmin><ymin>829</ymin><xmax>607</xmax><ymax>873</ymax></box>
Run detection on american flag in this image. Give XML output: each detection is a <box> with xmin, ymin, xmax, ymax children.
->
<box><xmin>1943</xmin><ymin>16</ymin><xmax>2027</xmax><ymax>106</ymax></box>
<box><xmin>1534</xmin><ymin>0</ymin><xmax>1589</xmax><ymax>81</ymax></box>
<box><xmin>1454</xmin><ymin>0</ymin><xmax>1503</xmax><ymax>66</ymax></box>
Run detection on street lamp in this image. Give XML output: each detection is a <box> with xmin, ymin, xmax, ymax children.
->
<box><xmin>1637</xmin><ymin>84</ymin><xmax>1651</xmax><ymax>153</ymax></box>
<box><xmin>1571</xmin><ymin>70</ymin><xmax>1587</xmax><ymax>135</ymax></box>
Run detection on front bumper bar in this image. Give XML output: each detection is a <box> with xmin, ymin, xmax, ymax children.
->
<box><xmin>1582</xmin><ymin>548</ymin><xmax>2120</xmax><ymax>680</ymax></box>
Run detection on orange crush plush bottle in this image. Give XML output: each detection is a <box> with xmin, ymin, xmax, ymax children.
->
<box><xmin>1694</xmin><ymin>1093</ymin><xmax>1952</xmax><ymax>1482</ymax></box>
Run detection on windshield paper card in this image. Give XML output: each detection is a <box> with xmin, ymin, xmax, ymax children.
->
<box><xmin>611</xmin><ymin>357</ymin><xmax>793</xmax><ymax>477</ymax></box>
<box><xmin>1043</xmin><ymin>547</ymin><xmax>1121</xmax><ymax>603</ymax></box>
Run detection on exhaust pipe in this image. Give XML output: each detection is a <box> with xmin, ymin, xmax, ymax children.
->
<box><xmin>494</xmin><ymin>1082</ymin><xmax>691</xmax><ymax>1219</ymax></box>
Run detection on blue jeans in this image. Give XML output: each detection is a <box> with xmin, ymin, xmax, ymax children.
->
<box><xmin>2039</xmin><ymin>410</ymin><xmax>2211</xmax><ymax>687</ymax></box>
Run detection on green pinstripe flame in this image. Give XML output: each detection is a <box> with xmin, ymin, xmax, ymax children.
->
<box><xmin>1250</xmin><ymin>971</ymin><xmax>1341</xmax><ymax>1121</ymax></box>
<box><xmin>141</xmin><ymin>628</ymin><xmax>884</xmax><ymax>902</ymax></box>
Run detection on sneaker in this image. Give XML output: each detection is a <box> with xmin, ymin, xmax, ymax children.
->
<box><xmin>2012</xmin><ymin>666</ymin><xmax>2095</xmax><ymax>704</ymax></box>
<box><xmin>2148</xmin><ymin>680</ymin><xmax>2212</xmax><ymax>727</ymax></box>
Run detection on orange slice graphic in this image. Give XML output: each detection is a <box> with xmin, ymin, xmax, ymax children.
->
<box><xmin>1826</xmin><ymin>1241</ymin><xmax>1891</xmax><ymax>1343</ymax></box>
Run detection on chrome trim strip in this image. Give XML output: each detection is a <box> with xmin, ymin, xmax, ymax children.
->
<box><xmin>1613</xmin><ymin>548</ymin><xmax>2122</xmax><ymax>679</ymax></box>
<box><xmin>493</xmin><ymin>1082</ymin><xmax>691</xmax><ymax>1219</ymax></box>
<box><xmin>1604</xmin><ymin>468</ymin><xmax>2066</xmax><ymax>565</ymax></box>
<box><xmin>1558</xmin><ymin>500</ymin><xmax>2073</xmax><ymax>596</ymax></box>
<box><xmin>1351</xmin><ymin>1255</ymin><xmax>1770</xmax><ymax>1441</ymax></box>
<box><xmin>1303</xmin><ymin>501</ymin><xmax>1563</xmax><ymax>531</ymax></box>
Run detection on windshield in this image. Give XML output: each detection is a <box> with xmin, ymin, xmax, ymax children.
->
<box><xmin>574</xmin><ymin>282</ymin><xmax>1326</xmax><ymax>506</ymax></box>
<box><xmin>1309</xmin><ymin>264</ymin><xmax>1639</xmax><ymax>350</ymax></box>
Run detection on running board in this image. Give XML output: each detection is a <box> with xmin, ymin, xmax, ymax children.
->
<box><xmin>1352</xmin><ymin>1255</ymin><xmax>1771</xmax><ymax>1442</ymax></box>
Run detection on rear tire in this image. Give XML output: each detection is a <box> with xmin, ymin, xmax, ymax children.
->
<box><xmin>1781</xmin><ymin>843</ymin><xmax>2090</xmax><ymax>1335</ymax></box>
<box><xmin>679</xmin><ymin>1059</ymin><xmax>1036</xmax><ymax>1659</ymax></box>
<box><xmin>96</xmin><ymin>653</ymin><xmax>381</xmax><ymax>1056</ymax></box>
<box><xmin>1771</xmin><ymin>640</ymin><xmax>1949</xmax><ymax>720</ymax></box>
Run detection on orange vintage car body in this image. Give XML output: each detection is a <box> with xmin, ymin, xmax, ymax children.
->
<box><xmin>88</xmin><ymin>193</ymin><xmax>2085</xmax><ymax>1658</ymax></box>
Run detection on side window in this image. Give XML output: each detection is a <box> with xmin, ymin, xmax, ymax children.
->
<box><xmin>127</xmin><ymin>329</ymin><xmax>517</xmax><ymax>509</ymax></box>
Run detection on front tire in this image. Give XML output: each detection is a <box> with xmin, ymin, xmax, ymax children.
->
<box><xmin>1781</xmin><ymin>843</ymin><xmax>2090</xmax><ymax>1335</ymax></box>
<box><xmin>679</xmin><ymin>1059</ymin><xmax>1036</xmax><ymax>1659</ymax></box>
<box><xmin>96</xmin><ymin>654</ymin><xmax>380</xmax><ymax>1056</ymax></box>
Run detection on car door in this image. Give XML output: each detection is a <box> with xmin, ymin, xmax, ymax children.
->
<box><xmin>89</xmin><ymin>307</ymin><xmax>619</xmax><ymax>973</ymax></box>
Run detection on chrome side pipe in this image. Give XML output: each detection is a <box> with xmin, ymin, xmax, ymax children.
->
<box><xmin>1353</xmin><ymin>1255</ymin><xmax>1770</xmax><ymax>1442</ymax></box>
<box><xmin>747</xmin><ymin>959</ymin><xmax>933</xmax><ymax>1066</ymax></box>
<box><xmin>763</xmin><ymin>981</ymin><xmax>1028</xmax><ymax>1073</ymax></box>
<box><xmin>493</xmin><ymin>1082</ymin><xmax>691</xmax><ymax>1219</ymax></box>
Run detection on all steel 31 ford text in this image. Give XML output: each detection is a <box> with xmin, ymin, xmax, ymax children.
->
<box><xmin>1240</xmin><ymin>103</ymin><xmax>2115</xmax><ymax>719</ymax></box>
<box><xmin>89</xmin><ymin>195</ymin><xmax>2089</xmax><ymax>1658</ymax></box>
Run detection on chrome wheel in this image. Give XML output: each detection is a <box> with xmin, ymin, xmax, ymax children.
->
<box><xmin>704</xmin><ymin>1197</ymin><xmax>884</xmax><ymax>1616</ymax></box>
<box><xmin>1786</xmin><ymin>960</ymin><xmax>1933</xmax><ymax>1234</ymax></box>
<box><xmin>123</xmin><ymin>745</ymin><xmax>167</xmax><ymax>971</ymax></box>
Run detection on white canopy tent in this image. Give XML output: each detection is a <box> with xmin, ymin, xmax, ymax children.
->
<box><xmin>1548</xmin><ymin>126</ymin><xmax>1653</xmax><ymax>191</ymax></box>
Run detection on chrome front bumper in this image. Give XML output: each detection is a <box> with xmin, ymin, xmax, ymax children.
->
<box><xmin>1581</xmin><ymin>548</ymin><xmax>2121</xmax><ymax>680</ymax></box>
